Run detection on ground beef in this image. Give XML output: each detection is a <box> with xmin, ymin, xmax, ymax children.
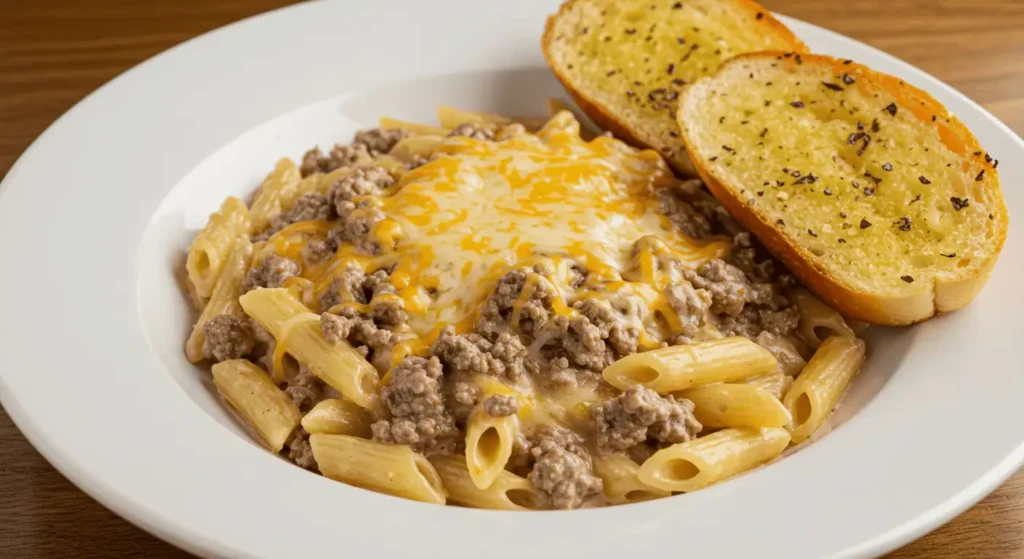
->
<box><xmin>477</xmin><ymin>268</ymin><xmax>556</xmax><ymax>338</ymax></box>
<box><xmin>353</xmin><ymin>128</ymin><xmax>408</xmax><ymax>156</ymax></box>
<box><xmin>590</xmin><ymin>385</ymin><xmax>702</xmax><ymax>450</ymax></box>
<box><xmin>286</xmin><ymin>429</ymin><xmax>317</xmax><ymax>471</ymax></box>
<box><xmin>370</xmin><ymin>356</ymin><xmax>458</xmax><ymax>455</ymax></box>
<box><xmin>448</xmin><ymin>123</ymin><xmax>496</xmax><ymax>141</ymax></box>
<box><xmin>431</xmin><ymin>326</ymin><xmax>530</xmax><ymax>380</ymax></box>
<box><xmin>543</xmin><ymin>356</ymin><xmax>586</xmax><ymax>389</ymax></box>
<box><xmin>201</xmin><ymin>314</ymin><xmax>255</xmax><ymax>362</ymax></box>
<box><xmin>540</xmin><ymin>315</ymin><xmax>614</xmax><ymax>372</ymax></box>
<box><xmin>255</xmin><ymin>193</ymin><xmax>335</xmax><ymax>241</ymax></box>
<box><xmin>664</xmin><ymin>281</ymin><xmax>713</xmax><ymax>342</ymax></box>
<box><xmin>241</xmin><ymin>253</ymin><xmax>300</xmax><ymax>293</ymax></box>
<box><xmin>327</xmin><ymin>206</ymin><xmax>384</xmax><ymax>255</ymax></box>
<box><xmin>319</xmin><ymin>266</ymin><xmax>393</xmax><ymax>310</ymax></box>
<box><xmin>285</xmin><ymin>365</ymin><xmax>327</xmax><ymax>412</ymax></box>
<box><xmin>572</xmin><ymin>298</ymin><xmax>639</xmax><ymax>358</ymax></box>
<box><xmin>656</xmin><ymin>185</ymin><xmax>714</xmax><ymax>240</ymax></box>
<box><xmin>527</xmin><ymin>427</ymin><xmax>602</xmax><ymax>510</ymax></box>
<box><xmin>483</xmin><ymin>394</ymin><xmax>519</xmax><ymax>417</ymax></box>
<box><xmin>302</xmin><ymin>238</ymin><xmax>335</xmax><ymax>264</ymax></box>
<box><xmin>759</xmin><ymin>306</ymin><xmax>801</xmax><ymax>335</ymax></box>
<box><xmin>247</xmin><ymin>318</ymin><xmax>277</xmax><ymax>373</ymax></box>
<box><xmin>448</xmin><ymin>381</ymin><xmax>480</xmax><ymax>423</ymax></box>
<box><xmin>320</xmin><ymin>309</ymin><xmax>393</xmax><ymax>370</ymax></box>
<box><xmin>370</xmin><ymin>296</ymin><xmax>407</xmax><ymax>328</ymax></box>
<box><xmin>730</xmin><ymin>232</ymin><xmax>776</xmax><ymax>283</ymax></box>
<box><xmin>327</xmin><ymin>166</ymin><xmax>394</xmax><ymax>211</ymax></box>
<box><xmin>684</xmin><ymin>259</ymin><xmax>750</xmax><ymax>316</ymax></box>
<box><xmin>299</xmin><ymin>143</ymin><xmax>373</xmax><ymax>177</ymax></box>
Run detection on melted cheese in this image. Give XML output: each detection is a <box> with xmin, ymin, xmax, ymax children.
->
<box><xmin>264</xmin><ymin>113</ymin><xmax>730</xmax><ymax>357</ymax></box>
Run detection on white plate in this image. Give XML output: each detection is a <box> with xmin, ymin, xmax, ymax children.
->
<box><xmin>0</xmin><ymin>2</ymin><xmax>1021</xmax><ymax>558</ymax></box>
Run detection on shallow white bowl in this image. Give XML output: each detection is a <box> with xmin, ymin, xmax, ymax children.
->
<box><xmin>0</xmin><ymin>2</ymin><xmax>1021</xmax><ymax>558</ymax></box>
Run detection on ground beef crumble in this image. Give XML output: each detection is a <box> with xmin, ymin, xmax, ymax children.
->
<box><xmin>299</xmin><ymin>143</ymin><xmax>373</xmax><ymax>177</ymax></box>
<box><xmin>370</xmin><ymin>356</ymin><xmax>458</xmax><ymax>455</ymax></box>
<box><xmin>254</xmin><ymin>193</ymin><xmax>335</xmax><ymax>242</ymax></box>
<box><xmin>241</xmin><ymin>253</ymin><xmax>300</xmax><ymax>293</ymax></box>
<box><xmin>590</xmin><ymin>385</ymin><xmax>702</xmax><ymax>450</ymax></box>
<box><xmin>286</xmin><ymin>429</ymin><xmax>317</xmax><ymax>471</ymax></box>
<box><xmin>353</xmin><ymin>127</ymin><xmax>409</xmax><ymax>156</ymax></box>
<box><xmin>201</xmin><ymin>314</ymin><xmax>254</xmax><ymax>362</ymax></box>
<box><xmin>448</xmin><ymin>123</ymin><xmax>496</xmax><ymax>141</ymax></box>
<box><xmin>320</xmin><ymin>309</ymin><xmax>393</xmax><ymax>371</ymax></box>
<box><xmin>483</xmin><ymin>394</ymin><xmax>519</xmax><ymax>417</ymax></box>
<box><xmin>527</xmin><ymin>427</ymin><xmax>603</xmax><ymax>510</ymax></box>
<box><xmin>431</xmin><ymin>326</ymin><xmax>531</xmax><ymax>381</ymax></box>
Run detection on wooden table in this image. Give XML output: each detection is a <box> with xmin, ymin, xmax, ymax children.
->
<box><xmin>0</xmin><ymin>0</ymin><xmax>1021</xmax><ymax>557</ymax></box>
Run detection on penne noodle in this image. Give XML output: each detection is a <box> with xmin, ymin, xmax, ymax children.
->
<box><xmin>603</xmin><ymin>337</ymin><xmax>779</xmax><ymax>393</ymax></box>
<box><xmin>736</xmin><ymin>370</ymin><xmax>792</xmax><ymax>400</ymax></box>
<box><xmin>239</xmin><ymin>288</ymin><xmax>380</xmax><ymax>410</ymax></box>
<box><xmin>185</xmin><ymin>236</ymin><xmax>253</xmax><ymax>362</ymax></box>
<box><xmin>792</xmin><ymin>288</ymin><xmax>856</xmax><ymax>348</ymax></box>
<box><xmin>638</xmin><ymin>427</ymin><xmax>790</xmax><ymax>493</ymax></box>
<box><xmin>592</xmin><ymin>454</ymin><xmax>670</xmax><ymax>504</ymax></box>
<box><xmin>430</xmin><ymin>455</ymin><xmax>542</xmax><ymax>510</ymax></box>
<box><xmin>249</xmin><ymin>158</ymin><xmax>302</xmax><ymax>232</ymax></box>
<box><xmin>545</xmin><ymin>98</ymin><xmax>604</xmax><ymax>140</ymax></box>
<box><xmin>679</xmin><ymin>384</ymin><xmax>792</xmax><ymax>429</ymax></box>
<box><xmin>310</xmin><ymin>434</ymin><xmax>447</xmax><ymax>505</ymax></box>
<box><xmin>211</xmin><ymin>359</ymin><xmax>301</xmax><ymax>453</ymax></box>
<box><xmin>755</xmin><ymin>331</ymin><xmax>807</xmax><ymax>377</ymax></box>
<box><xmin>379</xmin><ymin>116</ymin><xmax>448</xmax><ymax>136</ymax></box>
<box><xmin>783</xmin><ymin>336</ymin><xmax>866</xmax><ymax>444</ymax></box>
<box><xmin>389</xmin><ymin>135</ymin><xmax>444</xmax><ymax>161</ymax></box>
<box><xmin>465</xmin><ymin>409</ymin><xmax>519</xmax><ymax>490</ymax></box>
<box><xmin>301</xmin><ymin>398</ymin><xmax>373</xmax><ymax>437</ymax></box>
<box><xmin>186</xmin><ymin>196</ymin><xmax>251</xmax><ymax>298</ymax></box>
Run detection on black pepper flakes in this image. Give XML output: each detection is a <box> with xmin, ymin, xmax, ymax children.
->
<box><xmin>765</xmin><ymin>100</ymin><xmax>771</xmax><ymax>107</ymax></box>
<box><xmin>759</xmin><ymin>128</ymin><xmax>768</xmax><ymax>138</ymax></box>
<box><xmin>882</xmin><ymin>162</ymin><xmax>893</xmax><ymax>172</ymax></box>
<box><xmin>719</xmin><ymin>116</ymin><xmax>725</xmax><ymax>124</ymax></box>
<box><xmin>860</xmin><ymin>218</ymin><xmax>872</xmax><ymax>229</ymax></box>
<box><xmin>606</xmin><ymin>70</ymin><xmax>617</xmax><ymax>77</ymax></box>
<box><xmin>976</xmin><ymin>170</ymin><xmax>985</xmax><ymax>181</ymax></box>
<box><xmin>667</xmin><ymin>63</ymin><xmax>675</xmax><ymax>75</ymax></box>
<box><xmin>824</xmin><ymin>187</ymin><xmax>833</xmax><ymax>196</ymax></box>
<box><xmin>884</xmin><ymin>103</ymin><xmax>897</xmax><ymax>116</ymax></box>
<box><xmin>871</xmin><ymin>118</ymin><xmax>880</xmax><ymax>133</ymax></box>
<box><xmin>901</xmin><ymin>275</ymin><xmax>915</xmax><ymax>283</ymax></box>
<box><xmin>909</xmin><ymin>194</ymin><xmax>922</xmax><ymax>204</ymax></box>
<box><xmin>841</xmin><ymin>73</ymin><xmax>856</xmax><ymax>85</ymax></box>
<box><xmin>839</xmin><ymin>212</ymin><xmax>847</xmax><ymax>218</ymax></box>
<box><xmin>864</xmin><ymin>171</ymin><xmax>882</xmax><ymax>185</ymax></box>
<box><xmin>838</xmin><ymin>238</ymin><xmax>847</xmax><ymax>243</ymax></box>
<box><xmin>941</xmin><ymin>252</ymin><xmax>957</xmax><ymax>258</ymax></box>
<box><xmin>822</xmin><ymin>81</ymin><xmax>844</xmax><ymax>91</ymax></box>
<box><xmin>790</xmin><ymin>101</ymin><xmax>805</xmax><ymax>108</ymax></box>
<box><xmin>791</xmin><ymin>170</ymin><xmax>802</xmax><ymax>178</ymax></box>
<box><xmin>795</xmin><ymin>54</ymin><xmax>803</xmax><ymax>65</ymax></box>
<box><xmin>984</xmin><ymin>152</ymin><xmax>993</xmax><ymax>163</ymax></box>
<box><xmin>807</xmin><ymin>229</ymin><xmax>817</xmax><ymax>237</ymax></box>
<box><xmin>625</xmin><ymin>28</ymin><xmax>637</xmax><ymax>35</ymax></box>
<box><xmin>776</xmin><ymin>219</ymin><xmax>786</xmax><ymax>227</ymax></box>
<box><xmin>756</xmin><ymin>11</ymin><xmax>764</xmax><ymax>19</ymax></box>
<box><xmin>672</xmin><ymin>78</ymin><xmax>686</xmax><ymax>86</ymax></box>
<box><xmin>722</xmin><ymin>145</ymin><xmax>735</xmax><ymax>152</ymax></box>
<box><xmin>843</xmin><ymin>59</ymin><xmax>853</xmax><ymax>65</ymax></box>
<box><xmin>681</xmin><ymin>44</ymin><xmax>699</xmax><ymax>62</ymax></box>
<box><xmin>672</xmin><ymin>1</ymin><xmax>683</xmax><ymax>8</ymax></box>
<box><xmin>793</xmin><ymin>173</ymin><xmax>818</xmax><ymax>185</ymax></box>
<box><xmin>918</xmin><ymin>176</ymin><xmax>931</xmax><ymax>184</ymax></box>
<box><xmin>894</xmin><ymin>217</ymin><xmax>912</xmax><ymax>231</ymax></box>
<box><xmin>950</xmin><ymin>197</ymin><xmax>970</xmax><ymax>211</ymax></box>
<box><xmin>709</xmin><ymin>156</ymin><xmax>718</xmax><ymax>162</ymax></box>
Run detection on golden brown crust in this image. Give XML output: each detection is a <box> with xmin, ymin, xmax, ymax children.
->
<box><xmin>541</xmin><ymin>0</ymin><xmax>807</xmax><ymax>177</ymax></box>
<box><xmin>678</xmin><ymin>52</ymin><xmax>1009</xmax><ymax>325</ymax></box>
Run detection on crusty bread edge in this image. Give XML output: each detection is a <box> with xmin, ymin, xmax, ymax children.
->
<box><xmin>678</xmin><ymin>52</ymin><xmax>1009</xmax><ymax>325</ymax></box>
<box><xmin>541</xmin><ymin>0</ymin><xmax>808</xmax><ymax>177</ymax></box>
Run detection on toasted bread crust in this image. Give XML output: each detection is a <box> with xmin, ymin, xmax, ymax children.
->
<box><xmin>542</xmin><ymin>0</ymin><xmax>807</xmax><ymax>177</ymax></box>
<box><xmin>679</xmin><ymin>53</ymin><xmax>1009</xmax><ymax>325</ymax></box>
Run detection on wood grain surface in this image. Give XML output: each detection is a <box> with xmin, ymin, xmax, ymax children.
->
<box><xmin>0</xmin><ymin>0</ymin><xmax>1021</xmax><ymax>557</ymax></box>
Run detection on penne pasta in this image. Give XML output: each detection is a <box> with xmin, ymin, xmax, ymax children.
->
<box><xmin>592</xmin><ymin>454</ymin><xmax>670</xmax><ymax>504</ymax></box>
<box><xmin>185</xmin><ymin>236</ymin><xmax>253</xmax><ymax>362</ymax></box>
<box><xmin>603</xmin><ymin>337</ymin><xmax>779</xmax><ymax>393</ymax></box>
<box><xmin>783</xmin><ymin>336</ymin><xmax>866</xmax><ymax>444</ymax></box>
<box><xmin>379</xmin><ymin>116</ymin><xmax>448</xmax><ymax>136</ymax></box>
<box><xmin>211</xmin><ymin>359</ymin><xmax>301</xmax><ymax>453</ymax></box>
<box><xmin>239</xmin><ymin>288</ymin><xmax>380</xmax><ymax>410</ymax></box>
<box><xmin>755</xmin><ymin>331</ymin><xmax>808</xmax><ymax>376</ymax></box>
<box><xmin>186</xmin><ymin>196</ymin><xmax>251</xmax><ymax>298</ymax></box>
<box><xmin>248</xmin><ymin>158</ymin><xmax>302</xmax><ymax>232</ymax></box>
<box><xmin>792</xmin><ymin>288</ymin><xmax>856</xmax><ymax>348</ymax></box>
<box><xmin>465</xmin><ymin>409</ymin><xmax>519</xmax><ymax>490</ymax></box>
<box><xmin>638</xmin><ymin>427</ymin><xmax>790</xmax><ymax>493</ymax></box>
<box><xmin>389</xmin><ymin>135</ymin><xmax>444</xmax><ymax>161</ymax></box>
<box><xmin>301</xmin><ymin>398</ymin><xmax>373</xmax><ymax>437</ymax></box>
<box><xmin>737</xmin><ymin>370</ymin><xmax>793</xmax><ymax>400</ymax></box>
<box><xmin>430</xmin><ymin>455</ymin><xmax>541</xmax><ymax>510</ymax></box>
<box><xmin>545</xmin><ymin>98</ymin><xmax>603</xmax><ymax>140</ymax></box>
<box><xmin>310</xmin><ymin>434</ymin><xmax>447</xmax><ymax>505</ymax></box>
<box><xmin>679</xmin><ymin>384</ymin><xmax>792</xmax><ymax>429</ymax></box>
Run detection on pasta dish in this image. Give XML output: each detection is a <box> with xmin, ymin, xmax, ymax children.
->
<box><xmin>182</xmin><ymin>105</ymin><xmax>866</xmax><ymax>509</ymax></box>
